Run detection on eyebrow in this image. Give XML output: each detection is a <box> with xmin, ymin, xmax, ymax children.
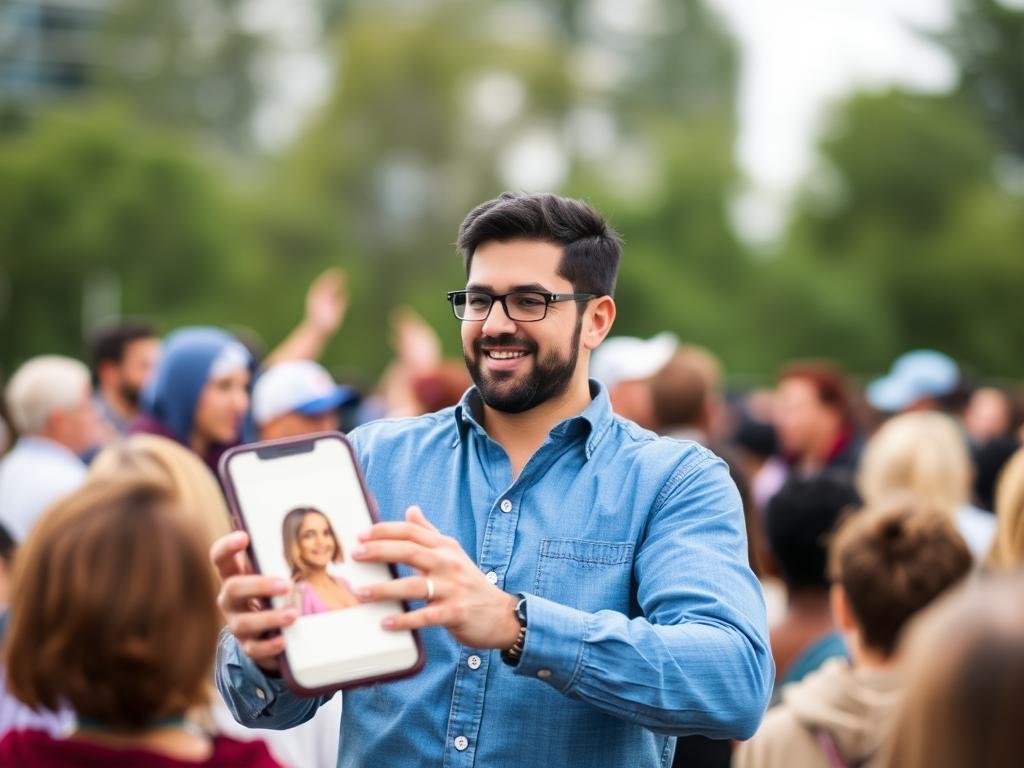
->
<box><xmin>465</xmin><ymin>282</ymin><xmax>552</xmax><ymax>293</ymax></box>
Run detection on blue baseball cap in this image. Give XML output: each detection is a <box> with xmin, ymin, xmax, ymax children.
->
<box><xmin>252</xmin><ymin>361</ymin><xmax>358</xmax><ymax>426</ymax></box>
<box><xmin>866</xmin><ymin>350</ymin><xmax>960</xmax><ymax>413</ymax></box>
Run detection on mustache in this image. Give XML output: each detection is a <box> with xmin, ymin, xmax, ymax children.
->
<box><xmin>475</xmin><ymin>334</ymin><xmax>538</xmax><ymax>353</ymax></box>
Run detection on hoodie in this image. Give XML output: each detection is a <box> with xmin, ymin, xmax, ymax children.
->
<box><xmin>132</xmin><ymin>327</ymin><xmax>251</xmax><ymax>471</ymax></box>
<box><xmin>733</xmin><ymin>658</ymin><xmax>901</xmax><ymax>768</ymax></box>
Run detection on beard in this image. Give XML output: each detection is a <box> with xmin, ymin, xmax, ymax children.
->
<box><xmin>464</xmin><ymin>317</ymin><xmax>583</xmax><ymax>414</ymax></box>
<box><xmin>119</xmin><ymin>380</ymin><xmax>142</xmax><ymax>408</ymax></box>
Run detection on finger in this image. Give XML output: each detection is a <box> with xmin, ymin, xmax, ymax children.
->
<box><xmin>210</xmin><ymin>531</ymin><xmax>250</xmax><ymax>582</ymax></box>
<box><xmin>381</xmin><ymin>604</ymin><xmax>450</xmax><ymax>631</ymax></box>
<box><xmin>219</xmin><ymin>575</ymin><xmax>293</xmax><ymax>612</ymax></box>
<box><xmin>352</xmin><ymin>540</ymin><xmax>438</xmax><ymax>571</ymax></box>
<box><xmin>229</xmin><ymin>607</ymin><xmax>299</xmax><ymax>639</ymax></box>
<box><xmin>359</xmin><ymin>520</ymin><xmax>444</xmax><ymax>547</ymax></box>
<box><xmin>355</xmin><ymin>575</ymin><xmax>433</xmax><ymax>604</ymax></box>
<box><xmin>405</xmin><ymin>505</ymin><xmax>440</xmax><ymax>533</ymax></box>
<box><xmin>241</xmin><ymin>634</ymin><xmax>288</xmax><ymax>663</ymax></box>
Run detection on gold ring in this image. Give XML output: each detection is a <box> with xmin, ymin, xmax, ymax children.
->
<box><xmin>425</xmin><ymin>577</ymin><xmax>436</xmax><ymax>602</ymax></box>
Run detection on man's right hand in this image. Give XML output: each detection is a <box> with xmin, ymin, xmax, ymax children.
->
<box><xmin>211</xmin><ymin>531</ymin><xmax>299</xmax><ymax>674</ymax></box>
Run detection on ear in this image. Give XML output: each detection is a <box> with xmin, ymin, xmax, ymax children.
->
<box><xmin>830</xmin><ymin>583</ymin><xmax>856</xmax><ymax>632</ymax></box>
<box><xmin>582</xmin><ymin>296</ymin><xmax>616</xmax><ymax>352</ymax></box>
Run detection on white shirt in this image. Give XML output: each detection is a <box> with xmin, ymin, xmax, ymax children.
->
<box><xmin>0</xmin><ymin>437</ymin><xmax>86</xmax><ymax>541</ymax></box>
<box><xmin>956</xmin><ymin>503</ymin><xmax>997</xmax><ymax>561</ymax></box>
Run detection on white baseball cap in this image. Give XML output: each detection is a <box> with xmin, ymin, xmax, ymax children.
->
<box><xmin>590</xmin><ymin>332</ymin><xmax>678</xmax><ymax>389</ymax></box>
<box><xmin>252</xmin><ymin>361</ymin><xmax>358</xmax><ymax>426</ymax></box>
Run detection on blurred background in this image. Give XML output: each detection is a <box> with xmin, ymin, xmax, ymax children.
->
<box><xmin>1</xmin><ymin>0</ymin><xmax>1022</xmax><ymax>384</ymax></box>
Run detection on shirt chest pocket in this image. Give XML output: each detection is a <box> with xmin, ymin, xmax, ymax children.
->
<box><xmin>533</xmin><ymin>538</ymin><xmax>635</xmax><ymax>614</ymax></box>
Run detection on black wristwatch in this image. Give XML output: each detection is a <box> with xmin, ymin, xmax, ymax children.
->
<box><xmin>501</xmin><ymin>594</ymin><xmax>528</xmax><ymax>666</ymax></box>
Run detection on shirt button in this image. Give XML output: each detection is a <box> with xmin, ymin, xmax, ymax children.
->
<box><xmin>454</xmin><ymin>735</ymin><xmax>469</xmax><ymax>752</ymax></box>
<box><xmin>467</xmin><ymin>654</ymin><xmax>482</xmax><ymax>670</ymax></box>
<box><xmin>255</xmin><ymin>688</ymin><xmax>266</xmax><ymax>700</ymax></box>
<box><xmin>485</xmin><ymin>571</ymin><xmax>498</xmax><ymax>585</ymax></box>
<box><xmin>537</xmin><ymin>669</ymin><xmax>552</xmax><ymax>680</ymax></box>
<box><xmin>500</xmin><ymin>499</ymin><xmax>512</xmax><ymax>513</ymax></box>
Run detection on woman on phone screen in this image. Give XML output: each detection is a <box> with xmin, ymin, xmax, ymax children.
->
<box><xmin>283</xmin><ymin>507</ymin><xmax>358</xmax><ymax>615</ymax></box>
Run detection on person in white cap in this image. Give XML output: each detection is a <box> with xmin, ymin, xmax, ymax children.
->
<box><xmin>589</xmin><ymin>332</ymin><xmax>677</xmax><ymax>429</ymax></box>
<box><xmin>252</xmin><ymin>361</ymin><xmax>357</xmax><ymax>441</ymax></box>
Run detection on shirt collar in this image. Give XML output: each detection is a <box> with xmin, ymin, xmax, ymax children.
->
<box><xmin>18</xmin><ymin>435</ymin><xmax>85</xmax><ymax>465</ymax></box>
<box><xmin>452</xmin><ymin>379</ymin><xmax>615</xmax><ymax>460</ymax></box>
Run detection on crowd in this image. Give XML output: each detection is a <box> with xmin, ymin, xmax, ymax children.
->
<box><xmin>0</xmin><ymin>191</ymin><xmax>1021</xmax><ymax>767</ymax></box>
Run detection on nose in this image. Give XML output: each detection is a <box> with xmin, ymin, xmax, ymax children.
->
<box><xmin>481</xmin><ymin>297</ymin><xmax>517</xmax><ymax>336</ymax></box>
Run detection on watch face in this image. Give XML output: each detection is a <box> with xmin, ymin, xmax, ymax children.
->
<box><xmin>515</xmin><ymin>597</ymin><xmax>528</xmax><ymax>626</ymax></box>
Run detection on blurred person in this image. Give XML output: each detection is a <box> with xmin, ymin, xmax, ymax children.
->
<box><xmin>866</xmin><ymin>349</ymin><xmax>965</xmax><ymax>416</ymax></box>
<box><xmin>282</xmin><ymin>507</ymin><xmax>359</xmax><ymax>615</ymax></box>
<box><xmin>649</xmin><ymin>344</ymin><xmax>723</xmax><ymax>445</ymax></box>
<box><xmin>764</xmin><ymin>474</ymin><xmax>860</xmax><ymax>696</ymax></box>
<box><xmin>774</xmin><ymin>361</ymin><xmax>861</xmax><ymax>479</ymax></box>
<box><xmin>0</xmin><ymin>356</ymin><xmax>101</xmax><ymax>541</ymax></box>
<box><xmin>971</xmin><ymin>434</ymin><xmax>1020</xmax><ymax>512</ymax></box>
<box><xmin>0</xmin><ymin>477</ymin><xmax>281</xmax><ymax>767</ymax></box>
<box><xmin>857</xmin><ymin>412</ymin><xmax>996</xmax><ymax>560</ymax></box>
<box><xmin>590</xmin><ymin>332</ymin><xmax>677</xmax><ymax>429</ymax></box>
<box><xmin>252</xmin><ymin>361</ymin><xmax>357</xmax><ymax>441</ymax></box>
<box><xmin>89</xmin><ymin>320</ymin><xmax>160</xmax><ymax>435</ymax></box>
<box><xmin>736</xmin><ymin>499</ymin><xmax>972</xmax><ymax>768</ymax></box>
<box><xmin>89</xmin><ymin>435</ymin><xmax>343</xmax><ymax>768</ymax></box>
<box><xmin>132</xmin><ymin>327</ymin><xmax>251</xmax><ymax>472</ymax></box>
<box><xmin>987</xmin><ymin>447</ymin><xmax>1024</xmax><ymax>570</ymax></box>
<box><xmin>213</xmin><ymin>192</ymin><xmax>772</xmax><ymax>767</ymax></box>
<box><xmin>963</xmin><ymin>386</ymin><xmax>1015</xmax><ymax>444</ymax></box>
<box><xmin>877</xmin><ymin>574</ymin><xmax>1024</xmax><ymax>768</ymax></box>
<box><xmin>0</xmin><ymin>522</ymin><xmax>75</xmax><ymax>738</ymax></box>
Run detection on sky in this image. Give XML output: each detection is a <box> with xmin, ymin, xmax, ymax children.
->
<box><xmin>709</xmin><ymin>0</ymin><xmax>958</xmax><ymax>242</ymax></box>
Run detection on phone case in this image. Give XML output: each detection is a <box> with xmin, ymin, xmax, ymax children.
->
<box><xmin>218</xmin><ymin>431</ymin><xmax>426</xmax><ymax>697</ymax></box>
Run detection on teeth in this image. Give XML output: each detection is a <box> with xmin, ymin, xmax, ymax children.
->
<box><xmin>487</xmin><ymin>350</ymin><xmax>527</xmax><ymax>360</ymax></box>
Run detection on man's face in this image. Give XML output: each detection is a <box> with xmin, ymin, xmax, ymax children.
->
<box><xmin>461</xmin><ymin>239</ymin><xmax>585</xmax><ymax>414</ymax></box>
<box><xmin>51</xmin><ymin>384</ymin><xmax>104</xmax><ymax>455</ymax></box>
<box><xmin>119</xmin><ymin>338</ymin><xmax>160</xmax><ymax>406</ymax></box>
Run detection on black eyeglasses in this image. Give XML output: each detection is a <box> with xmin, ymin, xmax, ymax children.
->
<box><xmin>446</xmin><ymin>290</ymin><xmax>596</xmax><ymax>322</ymax></box>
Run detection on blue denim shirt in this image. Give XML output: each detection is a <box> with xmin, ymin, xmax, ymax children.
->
<box><xmin>217</xmin><ymin>383</ymin><xmax>773</xmax><ymax>767</ymax></box>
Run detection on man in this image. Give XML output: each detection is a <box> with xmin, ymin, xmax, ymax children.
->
<box><xmin>252</xmin><ymin>360</ymin><xmax>357</xmax><ymax>440</ymax></box>
<box><xmin>735</xmin><ymin>498</ymin><xmax>972</xmax><ymax>768</ymax></box>
<box><xmin>214</xmin><ymin>192</ymin><xmax>773</xmax><ymax>767</ymax></box>
<box><xmin>90</xmin><ymin>321</ymin><xmax>161</xmax><ymax>435</ymax></box>
<box><xmin>0</xmin><ymin>356</ymin><xmax>102</xmax><ymax>540</ymax></box>
<box><xmin>866</xmin><ymin>349</ymin><xmax>964</xmax><ymax>416</ymax></box>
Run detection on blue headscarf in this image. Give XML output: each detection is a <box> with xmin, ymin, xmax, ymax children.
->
<box><xmin>141</xmin><ymin>327</ymin><xmax>252</xmax><ymax>444</ymax></box>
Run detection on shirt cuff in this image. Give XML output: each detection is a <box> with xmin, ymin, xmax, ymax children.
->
<box><xmin>511</xmin><ymin>593</ymin><xmax>588</xmax><ymax>693</ymax></box>
<box><xmin>216</xmin><ymin>627</ymin><xmax>291</xmax><ymax>722</ymax></box>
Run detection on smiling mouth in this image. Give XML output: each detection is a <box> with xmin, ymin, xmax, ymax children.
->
<box><xmin>485</xmin><ymin>350</ymin><xmax>529</xmax><ymax>360</ymax></box>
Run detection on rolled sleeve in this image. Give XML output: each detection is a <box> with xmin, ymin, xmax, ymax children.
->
<box><xmin>215</xmin><ymin>628</ymin><xmax>324</xmax><ymax>729</ymax></box>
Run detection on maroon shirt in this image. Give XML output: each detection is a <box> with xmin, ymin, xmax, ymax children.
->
<box><xmin>0</xmin><ymin>730</ymin><xmax>282</xmax><ymax>768</ymax></box>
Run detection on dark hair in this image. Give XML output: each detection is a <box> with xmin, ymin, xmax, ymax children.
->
<box><xmin>764</xmin><ymin>472</ymin><xmax>861</xmax><ymax>591</ymax></box>
<box><xmin>829</xmin><ymin>498</ymin><xmax>972</xmax><ymax>656</ymax></box>
<box><xmin>457</xmin><ymin>192</ymin><xmax>622</xmax><ymax>297</ymax></box>
<box><xmin>89</xmin><ymin>320</ymin><xmax>157</xmax><ymax>374</ymax></box>
<box><xmin>0</xmin><ymin>522</ymin><xmax>14</xmax><ymax>564</ymax></box>
<box><xmin>4</xmin><ymin>476</ymin><xmax>221</xmax><ymax>729</ymax></box>
<box><xmin>779</xmin><ymin>360</ymin><xmax>853</xmax><ymax>426</ymax></box>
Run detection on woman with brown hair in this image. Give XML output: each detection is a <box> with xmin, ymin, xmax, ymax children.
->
<box><xmin>282</xmin><ymin>506</ymin><xmax>359</xmax><ymax>614</ymax></box>
<box><xmin>0</xmin><ymin>476</ymin><xmax>280</xmax><ymax>767</ymax></box>
<box><xmin>878</xmin><ymin>574</ymin><xmax>1024</xmax><ymax>768</ymax></box>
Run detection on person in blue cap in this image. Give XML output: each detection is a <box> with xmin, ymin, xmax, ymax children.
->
<box><xmin>866</xmin><ymin>350</ymin><xmax>964</xmax><ymax>415</ymax></box>
<box><xmin>132</xmin><ymin>327</ymin><xmax>252</xmax><ymax>472</ymax></box>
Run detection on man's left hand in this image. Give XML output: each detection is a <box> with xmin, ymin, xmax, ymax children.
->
<box><xmin>352</xmin><ymin>506</ymin><xmax>521</xmax><ymax>651</ymax></box>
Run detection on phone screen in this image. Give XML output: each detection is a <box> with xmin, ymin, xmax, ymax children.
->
<box><xmin>225</xmin><ymin>436</ymin><xmax>420</xmax><ymax>691</ymax></box>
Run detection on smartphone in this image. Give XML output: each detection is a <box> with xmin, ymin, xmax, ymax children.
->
<box><xmin>219</xmin><ymin>432</ymin><xmax>425</xmax><ymax>696</ymax></box>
